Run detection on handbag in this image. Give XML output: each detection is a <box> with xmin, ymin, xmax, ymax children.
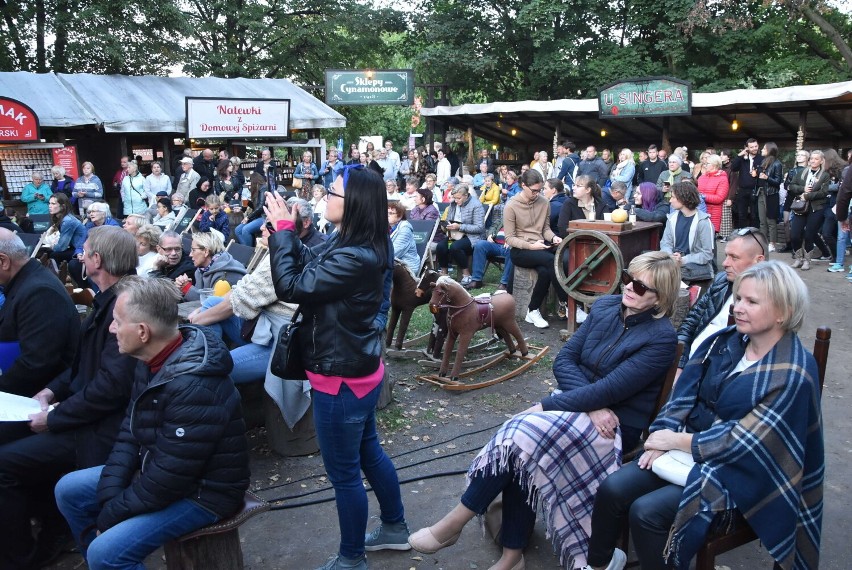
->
<box><xmin>681</xmin><ymin>262</ymin><xmax>714</xmax><ymax>282</ymax></box>
<box><xmin>651</xmin><ymin>449</ymin><xmax>696</xmax><ymax>486</ymax></box>
<box><xmin>239</xmin><ymin>315</ymin><xmax>260</xmax><ymax>342</ymax></box>
<box><xmin>269</xmin><ymin>309</ymin><xmax>307</xmax><ymax>380</ymax></box>
<box><xmin>292</xmin><ymin>177</ymin><xmax>303</xmax><ymax>190</ymax></box>
<box><xmin>790</xmin><ymin>198</ymin><xmax>808</xmax><ymax>215</ymax></box>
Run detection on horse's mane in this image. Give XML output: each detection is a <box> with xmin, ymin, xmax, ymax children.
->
<box><xmin>436</xmin><ymin>275</ymin><xmax>455</xmax><ymax>287</ymax></box>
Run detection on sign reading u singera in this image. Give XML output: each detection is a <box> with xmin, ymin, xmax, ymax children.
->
<box><xmin>185</xmin><ymin>97</ymin><xmax>290</xmax><ymax>139</ymax></box>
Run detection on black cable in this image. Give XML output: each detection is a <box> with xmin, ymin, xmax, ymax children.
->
<box><xmin>267</xmin><ymin>469</ymin><xmax>469</xmax><ymax>511</ymax></box>
<box><xmin>261</xmin><ymin>444</ymin><xmax>484</xmax><ymax>504</ymax></box>
<box><xmin>252</xmin><ymin>420</ymin><xmax>503</xmax><ymax>493</ymax></box>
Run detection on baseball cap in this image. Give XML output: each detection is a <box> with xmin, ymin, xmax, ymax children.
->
<box><xmin>180</xmin><ymin>157</ymin><xmax>193</xmax><ymax>164</ymax></box>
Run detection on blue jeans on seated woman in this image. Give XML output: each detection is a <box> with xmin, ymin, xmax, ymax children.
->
<box><xmin>230</xmin><ymin>341</ymin><xmax>272</xmax><ymax>384</ymax></box>
<box><xmin>199</xmin><ymin>296</ymin><xmax>247</xmax><ymax>348</ymax></box>
<box><xmin>235</xmin><ymin>217</ymin><xmax>264</xmax><ymax>246</ymax></box>
<box><xmin>313</xmin><ymin>382</ymin><xmax>405</xmax><ymax>559</ymax></box>
<box><xmin>55</xmin><ymin>465</ymin><xmax>218</xmax><ymax>570</ymax></box>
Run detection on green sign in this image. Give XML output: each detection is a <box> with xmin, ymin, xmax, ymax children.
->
<box><xmin>325</xmin><ymin>69</ymin><xmax>414</xmax><ymax>106</ymax></box>
<box><xmin>598</xmin><ymin>77</ymin><xmax>691</xmax><ymax>119</ymax></box>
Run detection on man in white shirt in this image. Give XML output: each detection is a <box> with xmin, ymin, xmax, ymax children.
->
<box><xmin>173</xmin><ymin>157</ymin><xmax>200</xmax><ymax>196</ymax></box>
<box><xmin>675</xmin><ymin>228</ymin><xmax>767</xmax><ymax>381</ymax></box>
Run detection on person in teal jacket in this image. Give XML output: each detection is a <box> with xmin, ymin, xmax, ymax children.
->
<box><xmin>21</xmin><ymin>172</ymin><xmax>53</xmax><ymax>215</ymax></box>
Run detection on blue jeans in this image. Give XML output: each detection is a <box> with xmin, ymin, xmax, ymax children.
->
<box><xmin>235</xmin><ymin>217</ymin><xmax>264</xmax><ymax>246</ymax></box>
<box><xmin>200</xmin><ymin>296</ymin><xmax>246</xmax><ymax>347</ymax></box>
<box><xmin>230</xmin><ymin>341</ymin><xmax>272</xmax><ymax>384</ymax></box>
<box><xmin>313</xmin><ymin>382</ymin><xmax>405</xmax><ymax>559</ymax></box>
<box><xmin>55</xmin><ymin>466</ymin><xmax>219</xmax><ymax>570</ymax></box>
<box><xmin>837</xmin><ymin>221</ymin><xmax>851</xmax><ymax>267</ymax></box>
<box><xmin>471</xmin><ymin>240</ymin><xmax>513</xmax><ymax>284</ymax></box>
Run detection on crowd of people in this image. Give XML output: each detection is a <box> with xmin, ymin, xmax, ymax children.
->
<box><xmin>0</xmin><ymin>136</ymin><xmax>848</xmax><ymax>570</ymax></box>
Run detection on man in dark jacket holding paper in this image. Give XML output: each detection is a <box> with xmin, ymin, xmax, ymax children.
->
<box><xmin>0</xmin><ymin>228</ymin><xmax>78</xmax><ymax>446</ymax></box>
<box><xmin>0</xmin><ymin>226</ymin><xmax>138</xmax><ymax>569</ymax></box>
<box><xmin>55</xmin><ymin>276</ymin><xmax>249</xmax><ymax>570</ymax></box>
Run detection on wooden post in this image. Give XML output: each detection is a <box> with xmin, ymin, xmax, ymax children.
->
<box><xmin>162</xmin><ymin>134</ymin><xmax>172</xmax><ymax>175</ymax></box>
<box><xmin>797</xmin><ymin>111</ymin><xmax>808</xmax><ymax>150</ymax></box>
<box><xmin>466</xmin><ymin>127</ymin><xmax>475</xmax><ymax>172</ymax></box>
<box><xmin>661</xmin><ymin>117</ymin><xmax>671</xmax><ymax>152</ymax></box>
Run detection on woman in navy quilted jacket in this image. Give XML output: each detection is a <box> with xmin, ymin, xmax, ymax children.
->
<box><xmin>409</xmin><ymin>252</ymin><xmax>679</xmax><ymax>570</ymax></box>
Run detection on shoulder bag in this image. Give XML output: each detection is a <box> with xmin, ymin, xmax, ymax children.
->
<box><xmin>269</xmin><ymin>308</ymin><xmax>307</xmax><ymax>380</ymax></box>
<box><xmin>651</xmin><ymin>449</ymin><xmax>696</xmax><ymax>486</ymax></box>
<box><xmin>790</xmin><ymin>198</ymin><xmax>808</xmax><ymax>215</ymax></box>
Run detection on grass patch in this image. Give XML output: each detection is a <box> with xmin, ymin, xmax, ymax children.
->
<box><xmin>376</xmin><ymin>405</ymin><xmax>407</xmax><ymax>433</ymax></box>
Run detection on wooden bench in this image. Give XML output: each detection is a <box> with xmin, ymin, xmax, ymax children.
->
<box><xmin>164</xmin><ymin>490</ymin><xmax>269</xmax><ymax>570</ymax></box>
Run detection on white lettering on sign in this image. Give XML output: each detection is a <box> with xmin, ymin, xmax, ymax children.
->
<box><xmin>0</xmin><ymin>105</ymin><xmax>27</xmax><ymax>125</ymax></box>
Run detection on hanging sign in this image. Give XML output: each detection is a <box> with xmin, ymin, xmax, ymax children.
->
<box><xmin>598</xmin><ymin>77</ymin><xmax>692</xmax><ymax>119</ymax></box>
<box><xmin>52</xmin><ymin>146</ymin><xmax>79</xmax><ymax>179</ymax></box>
<box><xmin>0</xmin><ymin>97</ymin><xmax>40</xmax><ymax>143</ymax></box>
<box><xmin>325</xmin><ymin>70</ymin><xmax>414</xmax><ymax>106</ymax></box>
<box><xmin>185</xmin><ymin>98</ymin><xmax>290</xmax><ymax>139</ymax></box>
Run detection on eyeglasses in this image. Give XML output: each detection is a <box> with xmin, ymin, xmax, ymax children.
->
<box><xmin>526</xmin><ymin>185</ymin><xmax>542</xmax><ymax>194</ymax></box>
<box><xmin>159</xmin><ymin>246</ymin><xmax>182</xmax><ymax>253</ymax></box>
<box><xmin>190</xmin><ymin>247</ymin><xmax>206</xmax><ymax>252</ymax></box>
<box><xmin>327</xmin><ymin>189</ymin><xmax>345</xmax><ymax>200</ymax></box>
<box><xmin>728</xmin><ymin>227</ymin><xmax>765</xmax><ymax>256</ymax></box>
<box><xmin>339</xmin><ymin>163</ymin><xmax>365</xmax><ymax>189</ymax></box>
<box><xmin>621</xmin><ymin>270</ymin><xmax>658</xmax><ymax>296</ymax></box>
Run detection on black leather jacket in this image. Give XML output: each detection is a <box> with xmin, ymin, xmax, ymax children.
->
<box><xmin>269</xmin><ymin>229</ymin><xmax>390</xmax><ymax>377</ymax></box>
<box><xmin>676</xmin><ymin>271</ymin><xmax>732</xmax><ymax>368</ymax></box>
<box><xmin>756</xmin><ymin>160</ymin><xmax>783</xmax><ymax>196</ymax></box>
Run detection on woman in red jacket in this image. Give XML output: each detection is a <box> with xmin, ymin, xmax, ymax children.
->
<box><xmin>697</xmin><ymin>154</ymin><xmax>729</xmax><ymax>235</ymax></box>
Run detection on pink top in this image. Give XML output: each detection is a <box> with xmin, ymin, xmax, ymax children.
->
<box><xmin>307</xmin><ymin>361</ymin><xmax>385</xmax><ymax>398</ymax></box>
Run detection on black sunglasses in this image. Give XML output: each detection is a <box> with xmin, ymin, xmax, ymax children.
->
<box><xmin>621</xmin><ymin>270</ymin><xmax>658</xmax><ymax>296</ymax></box>
<box><xmin>728</xmin><ymin>227</ymin><xmax>765</xmax><ymax>256</ymax></box>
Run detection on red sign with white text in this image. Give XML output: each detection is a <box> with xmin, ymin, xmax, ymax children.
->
<box><xmin>0</xmin><ymin>97</ymin><xmax>40</xmax><ymax>143</ymax></box>
<box><xmin>53</xmin><ymin>146</ymin><xmax>79</xmax><ymax>179</ymax></box>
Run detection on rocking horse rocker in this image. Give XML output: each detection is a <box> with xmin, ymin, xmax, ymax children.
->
<box><xmin>416</xmin><ymin>276</ymin><xmax>549</xmax><ymax>391</ymax></box>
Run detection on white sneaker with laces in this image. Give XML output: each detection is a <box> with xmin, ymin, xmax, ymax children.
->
<box><xmin>578</xmin><ymin>548</ymin><xmax>626</xmax><ymax>570</ymax></box>
<box><xmin>525</xmin><ymin>309</ymin><xmax>549</xmax><ymax>328</ymax></box>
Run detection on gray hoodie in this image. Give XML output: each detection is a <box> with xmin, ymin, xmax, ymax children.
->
<box><xmin>185</xmin><ymin>251</ymin><xmax>247</xmax><ymax>301</ymax></box>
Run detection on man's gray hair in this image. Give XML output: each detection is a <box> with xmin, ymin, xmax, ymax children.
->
<box><xmin>286</xmin><ymin>198</ymin><xmax>314</xmax><ymax>224</ymax></box>
<box><xmin>114</xmin><ymin>276</ymin><xmax>181</xmax><ymax>333</ymax></box>
<box><xmin>0</xmin><ymin>233</ymin><xmax>29</xmax><ymax>261</ymax></box>
<box><xmin>160</xmin><ymin>230</ymin><xmax>181</xmax><ymax>242</ymax></box>
<box><xmin>87</xmin><ymin>226</ymin><xmax>138</xmax><ymax>276</ymax></box>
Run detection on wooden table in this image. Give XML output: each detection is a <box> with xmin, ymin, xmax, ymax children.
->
<box><xmin>556</xmin><ymin>220</ymin><xmax>663</xmax><ymax>332</ymax></box>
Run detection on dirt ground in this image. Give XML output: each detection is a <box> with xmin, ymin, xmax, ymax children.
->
<box><xmin>48</xmin><ymin>252</ymin><xmax>852</xmax><ymax>570</ymax></box>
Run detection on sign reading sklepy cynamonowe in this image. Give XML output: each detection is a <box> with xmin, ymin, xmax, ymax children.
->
<box><xmin>185</xmin><ymin>98</ymin><xmax>290</xmax><ymax>139</ymax></box>
<box><xmin>0</xmin><ymin>97</ymin><xmax>41</xmax><ymax>143</ymax></box>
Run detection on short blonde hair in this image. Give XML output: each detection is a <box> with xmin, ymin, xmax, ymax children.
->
<box><xmin>626</xmin><ymin>251</ymin><xmax>681</xmax><ymax>318</ymax></box>
<box><xmin>136</xmin><ymin>224</ymin><xmax>162</xmax><ymax>249</ymax></box>
<box><xmin>191</xmin><ymin>231</ymin><xmax>224</xmax><ymax>255</ymax></box>
<box><xmin>734</xmin><ymin>260</ymin><xmax>808</xmax><ymax>332</ymax></box>
<box><xmin>81</xmin><ymin>161</ymin><xmax>95</xmax><ymax>173</ymax></box>
<box><xmin>705</xmin><ymin>154</ymin><xmax>723</xmax><ymax>169</ymax></box>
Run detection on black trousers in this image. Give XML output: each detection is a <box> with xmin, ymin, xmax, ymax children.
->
<box><xmin>509</xmin><ymin>248</ymin><xmax>567</xmax><ymax>310</ymax></box>
<box><xmin>790</xmin><ymin>206</ymin><xmax>828</xmax><ymax>253</ymax></box>
<box><xmin>0</xmin><ymin>430</ymin><xmax>76</xmax><ymax>570</ymax></box>
<box><xmin>587</xmin><ymin>461</ymin><xmax>683</xmax><ymax>570</ymax></box>
<box><xmin>733</xmin><ymin>188</ymin><xmax>757</xmax><ymax>229</ymax></box>
<box><xmin>435</xmin><ymin>236</ymin><xmax>472</xmax><ymax>270</ymax></box>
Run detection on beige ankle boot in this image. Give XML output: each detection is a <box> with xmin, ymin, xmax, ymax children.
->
<box><xmin>801</xmin><ymin>249</ymin><xmax>813</xmax><ymax>271</ymax></box>
<box><xmin>791</xmin><ymin>248</ymin><xmax>804</xmax><ymax>269</ymax></box>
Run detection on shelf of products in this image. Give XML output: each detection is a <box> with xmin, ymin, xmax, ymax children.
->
<box><xmin>0</xmin><ymin>148</ymin><xmax>54</xmax><ymax>198</ymax></box>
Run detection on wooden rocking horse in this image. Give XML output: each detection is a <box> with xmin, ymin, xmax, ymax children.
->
<box><xmin>385</xmin><ymin>264</ymin><xmax>439</xmax><ymax>353</ymax></box>
<box><xmin>416</xmin><ymin>276</ymin><xmax>549</xmax><ymax>391</ymax></box>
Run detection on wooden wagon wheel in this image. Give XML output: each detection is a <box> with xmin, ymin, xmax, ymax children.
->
<box><xmin>553</xmin><ymin>229</ymin><xmax>623</xmax><ymax>305</ymax></box>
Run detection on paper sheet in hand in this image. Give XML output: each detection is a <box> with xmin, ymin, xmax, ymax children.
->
<box><xmin>0</xmin><ymin>391</ymin><xmax>46</xmax><ymax>421</ymax></box>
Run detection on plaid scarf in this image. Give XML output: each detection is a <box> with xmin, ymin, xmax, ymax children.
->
<box><xmin>469</xmin><ymin>411</ymin><xmax>621</xmax><ymax>569</ymax></box>
<box><xmin>652</xmin><ymin>328</ymin><xmax>823</xmax><ymax>570</ymax></box>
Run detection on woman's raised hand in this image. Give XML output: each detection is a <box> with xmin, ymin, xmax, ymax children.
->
<box><xmin>264</xmin><ymin>191</ymin><xmax>297</xmax><ymax>227</ymax></box>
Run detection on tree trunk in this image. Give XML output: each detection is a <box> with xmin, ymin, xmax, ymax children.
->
<box><xmin>799</xmin><ymin>2</ymin><xmax>852</xmax><ymax>73</ymax></box>
<box><xmin>35</xmin><ymin>0</ymin><xmax>46</xmax><ymax>72</ymax></box>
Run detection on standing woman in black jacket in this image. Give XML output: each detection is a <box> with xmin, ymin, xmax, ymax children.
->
<box><xmin>788</xmin><ymin>150</ymin><xmax>831</xmax><ymax>270</ymax></box>
<box><xmin>266</xmin><ymin>165</ymin><xmax>408</xmax><ymax>570</ymax></box>
<box><xmin>755</xmin><ymin>142</ymin><xmax>782</xmax><ymax>252</ymax></box>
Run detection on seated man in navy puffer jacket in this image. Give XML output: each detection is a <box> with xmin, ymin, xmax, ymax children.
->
<box><xmin>55</xmin><ymin>276</ymin><xmax>250</xmax><ymax>570</ymax></box>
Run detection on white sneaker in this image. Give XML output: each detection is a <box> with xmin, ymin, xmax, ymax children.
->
<box><xmin>578</xmin><ymin>548</ymin><xmax>626</xmax><ymax>570</ymax></box>
<box><xmin>525</xmin><ymin>309</ymin><xmax>549</xmax><ymax>328</ymax></box>
<box><xmin>575</xmin><ymin>307</ymin><xmax>588</xmax><ymax>324</ymax></box>
<box><xmin>768</xmin><ymin>243</ymin><xmax>776</xmax><ymax>253</ymax></box>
